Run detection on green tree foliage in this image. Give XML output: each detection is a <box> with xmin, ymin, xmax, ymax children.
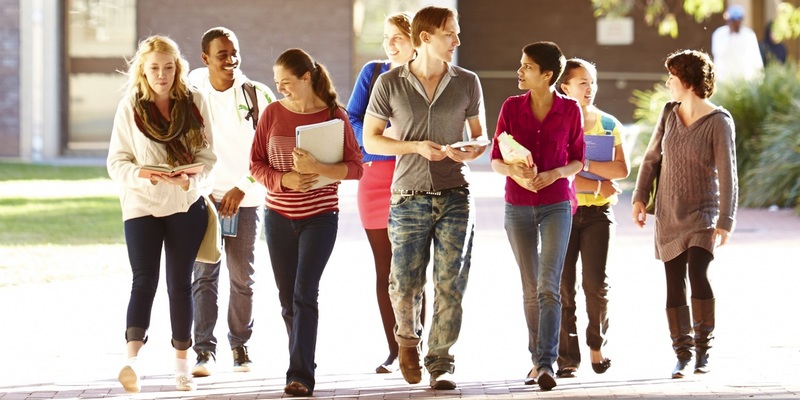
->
<box><xmin>591</xmin><ymin>0</ymin><xmax>800</xmax><ymax>39</ymax></box>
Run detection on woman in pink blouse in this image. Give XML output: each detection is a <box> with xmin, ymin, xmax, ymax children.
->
<box><xmin>250</xmin><ymin>48</ymin><xmax>363</xmax><ymax>397</ymax></box>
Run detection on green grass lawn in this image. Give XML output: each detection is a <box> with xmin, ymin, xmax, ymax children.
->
<box><xmin>0</xmin><ymin>161</ymin><xmax>128</xmax><ymax>286</ymax></box>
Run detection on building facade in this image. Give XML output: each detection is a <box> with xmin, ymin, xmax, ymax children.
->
<box><xmin>1</xmin><ymin>0</ymin><xmax>792</xmax><ymax>161</ymax></box>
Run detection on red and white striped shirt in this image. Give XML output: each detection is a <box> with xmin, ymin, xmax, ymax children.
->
<box><xmin>250</xmin><ymin>101</ymin><xmax>362</xmax><ymax>219</ymax></box>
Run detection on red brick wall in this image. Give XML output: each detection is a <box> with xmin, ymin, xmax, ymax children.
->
<box><xmin>457</xmin><ymin>0</ymin><xmax>723</xmax><ymax>130</ymax></box>
<box><xmin>137</xmin><ymin>0</ymin><xmax>355</xmax><ymax>102</ymax></box>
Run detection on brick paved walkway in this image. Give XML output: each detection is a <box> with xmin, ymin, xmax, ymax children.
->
<box><xmin>1</xmin><ymin>171</ymin><xmax>798</xmax><ymax>399</ymax></box>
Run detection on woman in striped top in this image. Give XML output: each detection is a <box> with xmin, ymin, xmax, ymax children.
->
<box><xmin>249</xmin><ymin>48</ymin><xmax>363</xmax><ymax>397</ymax></box>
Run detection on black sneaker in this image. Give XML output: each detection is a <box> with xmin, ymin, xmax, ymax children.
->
<box><xmin>192</xmin><ymin>350</ymin><xmax>216</xmax><ymax>377</ymax></box>
<box><xmin>232</xmin><ymin>345</ymin><xmax>252</xmax><ymax>372</ymax></box>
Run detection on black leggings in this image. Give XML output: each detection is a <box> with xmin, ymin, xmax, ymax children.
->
<box><xmin>664</xmin><ymin>247</ymin><xmax>714</xmax><ymax>308</ymax></box>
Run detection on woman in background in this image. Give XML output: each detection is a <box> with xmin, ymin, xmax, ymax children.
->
<box><xmin>250</xmin><ymin>48</ymin><xmax>363</xmax><ymax>396</ymax></box>
<box><xmin>107</xmin><ymin>35</ymin><xmax>216</xmax><ymax>392</ymax></box>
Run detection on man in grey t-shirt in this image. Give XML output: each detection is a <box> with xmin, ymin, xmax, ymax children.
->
<box><xmin>363</xmin><ymin>5</ymin><xmax>487</xmax><ymax>391</ymax></box>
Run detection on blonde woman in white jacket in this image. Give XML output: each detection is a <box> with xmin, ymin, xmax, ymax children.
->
<box><xmin>107</xmin><ymin>35</ymin><xmax>216</xmax><ymax>393</ymax></box>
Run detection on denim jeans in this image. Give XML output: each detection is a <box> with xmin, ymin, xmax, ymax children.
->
<box><xmin>558</xmin><ymin>204</ymin><xmax>615</xmax><ymax>370</ymax></box>
<box><xmin>123</xmin><ymin>197</ymin><xmax>206</xmax><ymax>348</ymax></box>
<box><xmin>504</xmin><ymin>200</ymin><xmax>572</xmax><ymax>374</ymax></box>
<box><xmin>264</xmin><ymin>209</ymin><xmax>338</xmax><ymax>391</ymax></box>
<box><xmin>388</xmin><ymin>187</ymin><xmax>474</xmax><ymax>374</ymax></box>
<box><xmin>193</xmin><ymin>205</ymin><xmax>262</xmax><ymax>354</ymax></box>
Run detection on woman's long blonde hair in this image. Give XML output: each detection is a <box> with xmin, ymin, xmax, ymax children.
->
<box><xmin>123</xmin><ymin>35</ymin><xmax>191</xmax><ymax>101</ymax></box>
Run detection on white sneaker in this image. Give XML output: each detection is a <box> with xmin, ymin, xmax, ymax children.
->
<box><xmin>175</xmin><ymin>373</ymin><xmax>196</xmax><ymax>391</ymax></box>
<box><xmin>118</xmin><ymin>365</ymin><xmax>140</xmax><ymax>393</ymax></box>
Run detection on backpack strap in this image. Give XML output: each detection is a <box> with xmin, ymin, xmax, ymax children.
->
<box><xmin>241</xmin><ymin>81</ymin><xmax>259</xmax><ymax>130</ymax></box>
<box><xmin>366</xmin><ymin>62</ymin><xmax>384</xmax><ymax>99</ymax></box>
<box><xmin>600</xmin><ymin>114</ymin><xmax>615</xmax><ymax>135</ymax></box>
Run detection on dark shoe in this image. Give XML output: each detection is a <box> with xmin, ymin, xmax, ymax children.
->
<box><xmin>232</xmin><ymin>345</ymin><xmax>252</xmax><ymax>372</ymax></box>
<box><xmin>524</xmin><ymin>368</ymin><xmax>537</xmax><ymax>385</ymax></box>
<box><xmin>672</xmin><ymin>358</ymin><xmax>692</xmax><ymax>378</ymax></box>
<box><xmin>397</xmin><ymin>345</ymin><xmax>422</xmax><ymax>384</ymax></box>
<box><xmin>191</xmin><ymin>350</ymin><xmax>216</xmax><ymax>377</ymax></box>
<box><xmin>666</xmin><ymin>306</ymin><xmax>694</xmax><ymax>379</ymax></box>
<box><xmin>556</xmin><ymin>367</ymin><xmax>577</xmax><ymax>378</ymax></box>
<box><xmin>376</xmin><ymin>358</ymin><xmax>398</xmax><ymax>373</ymax></box>
<box><xmin>591</xmin><ymin>358</ymin><xmax>611</xmax><ymax>374</ymax></box>
<box><xmin>537</xmin><ymin>370</ymin><xmax>557</xmax><ymax>391</ymax></box>
<box><xmin>430</xmin><ymin>371</ymin><xmax>457</xmax><ymax>390</ymax></box>
<box><xmin>284</xmin><ymin>381</ymin><xmax>311</xmax><ymax>397</ymax></box>
<box><xmin>692</xmin><ymin>298</ymin><xmax>715</xmax><ymax>374</ymax></box>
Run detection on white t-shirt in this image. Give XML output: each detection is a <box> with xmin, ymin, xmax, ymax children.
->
<box><xmin>711</xmin><ymin>25</ymin><xmax>764</xmax><ymax>83</ymax></box>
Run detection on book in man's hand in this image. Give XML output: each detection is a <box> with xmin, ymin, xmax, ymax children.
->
<box><xmin>496</xmin><ymin>132</ymin><xmax>537</xmax><ymax>192</ymax></box>
<box><xmin>296</xmin><ymin>118</ymin><xmax>345</xmax><ymax>190</ymax></box>
<box><xmin>578</xmin><ymin>135</ymin><xmax>615</xmax><ymax>181</ymax></box>
<box><xmin>138</xmin><ymin>162</ymin><xmax>204</xmax><ymax>179</ymax></box>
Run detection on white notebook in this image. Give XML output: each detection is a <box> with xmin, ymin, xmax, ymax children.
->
<box><xmin>296</xmin><ymin>118</ymin><xmax>344</xmax><ymax>189</ymax></box>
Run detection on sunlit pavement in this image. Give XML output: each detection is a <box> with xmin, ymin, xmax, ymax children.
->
<box><xmin>1</xmin><ymin>169</ymin><xmax>799</xmax><ymax>399</ymax></box>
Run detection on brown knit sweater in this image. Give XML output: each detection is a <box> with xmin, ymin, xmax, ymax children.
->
<box><xmin>632</xmin><ymin>102</ymin><xmax>739</xmax><ymax>261</ymax></box>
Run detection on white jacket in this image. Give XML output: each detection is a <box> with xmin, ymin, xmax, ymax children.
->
<box><xmin>107</xmin><ymin>90</ymin><xmax>217</xmax><ymax>221</ymax></box>
<box><xmin>188</xmin><ymin>68</ymin><xmax>275</xmax><ymax>208</ymax></box>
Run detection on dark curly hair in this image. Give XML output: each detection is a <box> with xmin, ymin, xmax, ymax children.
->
<box><xmin>665</xmin><ymin>50</ymin><xmax>716</xmax><ymax>99</ymax></box>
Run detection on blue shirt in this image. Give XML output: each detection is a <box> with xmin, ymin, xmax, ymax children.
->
<box><xmin>346</xmin><ymin>60</ymin><xmax>394</xmax><ymax>163</ymax></box>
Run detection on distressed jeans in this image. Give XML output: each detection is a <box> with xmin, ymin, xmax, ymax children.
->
<box><xmin>193</xmin><ymin>205</ymin><xmax>262</xmax><ymax>354</ymax></box>
<box><xmin>388</xmin><ymin>187</ymin><xmax>474</xmax><ymax>374</ymax></box>
<box><xmin>504</xmin><ymin>200</ymin><xmax>572</xmax><ymax>374</ymax></box>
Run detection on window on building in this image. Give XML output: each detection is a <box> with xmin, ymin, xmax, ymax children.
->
<box><xmin>66</xmin><ymin>0</ymin><xmax>135</xmax><ymax>152</ymax></box>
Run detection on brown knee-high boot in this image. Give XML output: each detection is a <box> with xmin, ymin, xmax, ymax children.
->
<box><xmin>666</xmin><ymin>305</ymin><xmax>694</xmax><ymax>378</ymax></box>
<box><xmin>692</xmin><ymin>298</ymin><xmax>715</xmax><ymax>374</ymax></box>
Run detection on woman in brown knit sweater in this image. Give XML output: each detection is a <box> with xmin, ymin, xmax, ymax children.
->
<box><xmin>631</xmin><ymin>49</ymin><xmax>738</xmax><ymax>379</ymax></box>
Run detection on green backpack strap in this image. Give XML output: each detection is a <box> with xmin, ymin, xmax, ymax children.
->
<box><xmin>241</xmin><ymin>81</ymin><xmax>259</xmax><ymax>130</ymax></box>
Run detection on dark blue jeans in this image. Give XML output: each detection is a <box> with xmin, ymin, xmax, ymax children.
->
<box><xmin>558</xmin><ymin>204</ymin><xmax>615</xmax><ymax>370</ymax></box>
<box><xmin>123</xmin><ymin>197</ymin><xmax>206</xmax><ymax>349</ymax></box>
<box><xmin>264</xmin><ymin>209</ymin><xmax>338</xmax><ymax>392</ymax></box>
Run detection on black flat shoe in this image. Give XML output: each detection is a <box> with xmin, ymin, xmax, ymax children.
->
<box><xmin>591</xmin><ymin>358</ymin><xmax>611</xmax><ymax>374</ymax></box>
<box><xmin>556</xmin><ymin>367</ymin><xmax>577</xmax><ymax>378</ymax></box>
<box><xmin>524</xmin><ymin>368</ymin><xmax>537</xmax><ymax>385</ymax></box>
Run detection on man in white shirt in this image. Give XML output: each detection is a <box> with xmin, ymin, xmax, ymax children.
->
<box><xmin>188</xmin><ymin>27</ymin><xmax>275</xmax><ymax>377</ymax></box>
<box><xmin>711</xmin><ymin>5</ymin><xmax>764</xmax><ymax>83</ymax></box>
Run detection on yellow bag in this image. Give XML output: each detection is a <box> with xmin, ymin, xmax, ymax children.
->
<box><xmin>196</xmin><ymin>195</ymin><xmax>221</xmax><ymax>264</ymax></box>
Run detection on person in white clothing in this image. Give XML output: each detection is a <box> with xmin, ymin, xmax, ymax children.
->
<box><xmin>711</xmin><ymin>5</ymin><xmax>763</xmax><ymax>83</ymax></box>
<box><xmin>108</xmin><ymin>35</ymin><xmax>216</xmax><ymax>393</ymax></box>
<box><xmin>188</xmin><ymin>26</ymin><xmax>275</xmax><ymax>377</ymax></box>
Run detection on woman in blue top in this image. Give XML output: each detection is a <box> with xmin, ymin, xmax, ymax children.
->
<box><xmin>345</xmin><ymin>11</ymin><xmax>420</xmax><ymax>374</ymax></box>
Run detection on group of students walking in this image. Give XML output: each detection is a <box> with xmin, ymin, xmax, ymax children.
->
<box><xmin>105</xmin><ymin>4</ymin><xmax>738</xmax><ymax>396</ymax></box>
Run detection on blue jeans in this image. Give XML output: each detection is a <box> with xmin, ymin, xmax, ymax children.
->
<box><xmin>504</xmin><ymin>201</ymin><xmax>572</xmax><ymax>374</ymax></box>
<box><xmin>123</xmin><ymin>197</ymin><xmax>206</xmax><ymax>349</ymax></box>
<box><xmin>559</xmin><ymin>204</ymin><xmax>614</xmax><ymax>369</ymax></box>
<box><xmin>264</xmin><ymin>209</ymin><xmax>338</xmax><ymax>392</ymax></box>
<box><xmin>193</xmin><ymin>205</ymin><xmax>262</xmax><ymax>354</ymax></box>
<box><xmin>388</xmin><ymin>187</ymin><xmax>474</xmax><ymax>374</ymax></box>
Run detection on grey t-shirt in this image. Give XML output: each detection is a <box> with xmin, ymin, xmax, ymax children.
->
<box><xmin>366</xmin><ymin>63</ymin><xmax>485</xmax><ymax>191</ymax></box>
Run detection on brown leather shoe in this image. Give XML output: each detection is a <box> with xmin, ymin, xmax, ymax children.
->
<box><xmin>398</xmin><ymin>345</ymin><xmax>422</xmax><ymax>384</ymax></box>
<box><xmin>284</xmin><ymin>381</ymin><xmax>310</xmax><ymax>397</ymax></box>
